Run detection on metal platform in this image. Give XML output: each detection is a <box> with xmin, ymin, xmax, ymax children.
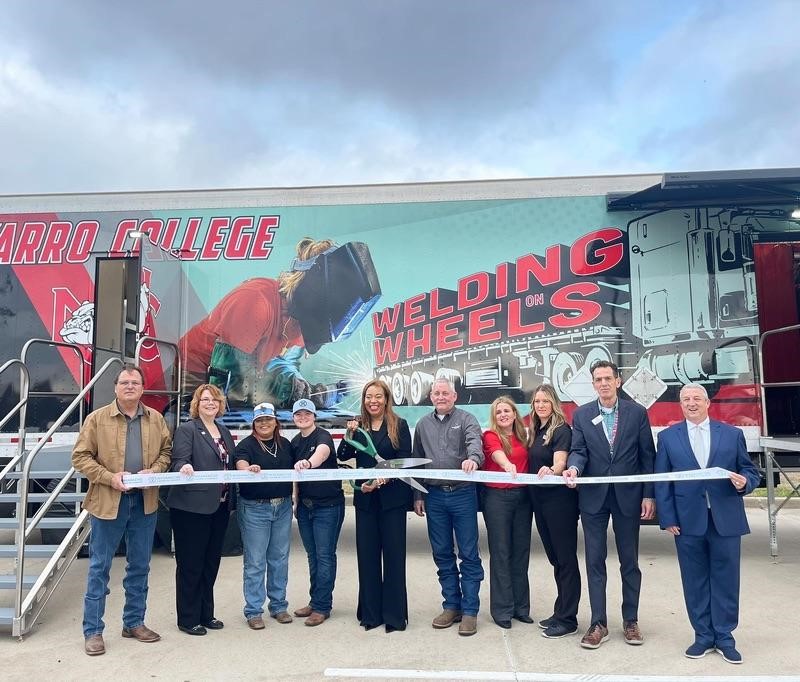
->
<box><xmin>760</xmin><ymin>435</ymin><xmax>800</xmax><ymax>453</ymax></box>
<box><xmin>759</xmin><ymin>435</ymin><xmax>800</xmax><ymax>556</ymax></box>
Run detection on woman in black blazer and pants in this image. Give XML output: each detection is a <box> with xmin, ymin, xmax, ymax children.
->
<box><xmin>166</xmin><ymin>383</ymin><xmax>236</xmax><ymax>635</ymax></box>
<box><xmin>337</xmin><ymin>379</ymin><xmax>412</xmax><ymax>633</ymax></box>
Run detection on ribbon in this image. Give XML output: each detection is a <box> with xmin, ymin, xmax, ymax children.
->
<box><xmin>123</xmin><ymin>466</ymin><xmax>734</xmax><ymax>489</ymax></box>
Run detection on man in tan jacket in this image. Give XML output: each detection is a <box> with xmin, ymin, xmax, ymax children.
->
<box><xmin>72</xmin><ymin>364</ymin><xmax>172</xmax><ymax>656</ymax></box>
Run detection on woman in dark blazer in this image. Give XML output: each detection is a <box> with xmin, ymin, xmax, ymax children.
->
<box><xmin>337</xmin><ymin>379</ymin><xmax>412</xmax><ymax>633</ymax></box>
<box><xmin>166</xmin><ymin>383</ymin><xmax>236</xmax><ymax>635</ymax></box>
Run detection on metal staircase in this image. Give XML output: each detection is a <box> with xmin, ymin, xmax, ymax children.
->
<box><xmin>0</xmin><ymin>336</ymin><xmax>181</xmax><ymax>638</ymax></box>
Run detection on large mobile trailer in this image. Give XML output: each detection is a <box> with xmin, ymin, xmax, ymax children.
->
<box><xmin>0</xmin><ymin>170</ymin><xmax>800</xmax><ymax>438</ymax></box>
<box><xmin>1</xmin><ymin>170</ymin><xmax>799</xmax><ymax>455</ymax></box>
<box><xmin>1</xmin><ymin>171</ymin><xmax>800</xmax><ymax>637</ymax></box>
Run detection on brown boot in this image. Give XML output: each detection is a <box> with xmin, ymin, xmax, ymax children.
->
<box><xmin>432</xmin><ymin>609</ymin><xmax>462</xmax><ymax>629</ymax></box>
<box><xmin>121</xmin><ymin>624</ymin><xmax>161</xmax><ymax>642</ymax></box>
<box><xmin>294</xmin><ymin>605</ymin><xmax>313</xmax><ymax>618</ymax></box>
<box><xmin>247</xmin><ymin>616</ymin><xmax>265</xmax><ymax>630</ymax></box>
<box><xmin>84</xmin><ymin>634</ymin><xmax>105</xmax><ymax>656</ymax></box>
<box><xmin>304</xmin><ymin>611</ymin><xmax>329</xmax><ymax>627</ymax></box>
<box><xmin>458</xmin><ymin>615</ymin><xmax>478</xmax><ymax>636</ymax></box>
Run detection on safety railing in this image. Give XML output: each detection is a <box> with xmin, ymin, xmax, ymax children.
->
<box><xmin>14</xmin><ymin>356</ymin><xmax>123</xmax><ymax>622</ymax></box>
<box><xmin>0</xmin><ymin>359</ymin><xmax>30</xmax><ymax>483</ymax></box>
<box><xmin>20</xmin><ymin>338</ymin><xmax>87</xmax><ymax>435</ymax></box>
<box><xmin>135</xmin><ymin>336</ymin><xmax>182</xmax><ymax>430</ymax></box>
<box><xmin>757</xmin><ymin>322</ymin><xmax>800</xmax><ymax>437</ymax></box>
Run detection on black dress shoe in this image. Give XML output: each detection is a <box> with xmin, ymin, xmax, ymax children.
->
<box><xmin>178</xmin><ymin>625</ymin><xmax>207</xmax><ymax>636</ymax></box>
<box><xmin>362</xmin><ymin>623</ymin><xmax>381</xmax><ymax>631</ymax></box>
<box><xmin>513</xmin><ymin>615</ymin><xmax>534</xmax><ymax>624</ymax></box>
<box><xmin>202</xmin><ymin>618</ymin><xmax>224</xmax><ymax>630</ymax></box>
<box><xmin>385</xmin><ymin>624</ymin><xmax>405</xmax><ymax>633</ymax></box>
<box><xmin>493</xmin><ymin>618</ymin><xmax>512</xmax><ymax>629</ymax></box>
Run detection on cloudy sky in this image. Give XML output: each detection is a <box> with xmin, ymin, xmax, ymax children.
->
<box><xmin>1</xmin><ymin>0</ymin><xmax>798</xmax><ymax>194</ymax></box>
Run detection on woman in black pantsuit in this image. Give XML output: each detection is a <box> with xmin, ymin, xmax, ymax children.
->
<box><xmin>166</xmin><ymin>384</ymin><xmax>236</xmax><ymax>636</ymax></box>
<box><xmin>528</xmin><ymin>383</ymin><xmax>581</xmax><ymax>639</ymax></box>
<box><xmin>337</xmin><ymin>379</ymin><xmax>412</xmax><ymax>633</ymax></box>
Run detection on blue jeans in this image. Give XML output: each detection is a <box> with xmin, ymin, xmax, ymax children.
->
<box><xmin>425</xmin><ymin>485</ymin><xmax>484</xmax><ymax>616</ymax></box>
<box><xmin>238</xmin><ymin>497</ymin><xmax>292</xmax><ymax>619</ymax></box>
<box><xmin>296</xmin><ymin>500</ymin><xmax>344</xmax><ymax>615</ymax></box>
<box><xmin>83</xmin><ymin>491</ymin><xmax>157</xmax><ymax>637</ymax></box>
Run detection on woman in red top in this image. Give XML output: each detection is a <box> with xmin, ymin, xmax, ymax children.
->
<box><xmin>481</xmin><ymin>396</ymin><xmax>533</xmax><ymax>629</ymax></box>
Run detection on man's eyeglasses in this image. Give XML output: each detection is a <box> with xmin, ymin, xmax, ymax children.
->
<box><xmin>117</xmin><ymin>381</ymin><xmax>142</xmax><ymax>387</ymax></box>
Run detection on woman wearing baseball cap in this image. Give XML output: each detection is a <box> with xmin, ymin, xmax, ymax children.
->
<box><xmin>291</xmin><ymin>398</ymin><xmax>344</xmax><ymax>626</ymax></box>
<box><xmin>233</xmin><ymin>403</ymin><xmax>295</xmax><ymax>630</ymax></box>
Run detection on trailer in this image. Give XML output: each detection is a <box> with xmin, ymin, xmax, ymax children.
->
<box><xmin>1</xmin><ymin>169</ymin><xmax>799</xmax><ymax>634</ymax></box>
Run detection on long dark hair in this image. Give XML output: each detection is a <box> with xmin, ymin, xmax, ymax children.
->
<box><xmin>359</xmin><ymin>380</ymin><xmax>400</xmax><ymax>449</ymax></box>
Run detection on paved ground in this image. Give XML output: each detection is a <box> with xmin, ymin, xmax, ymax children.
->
<box><xmin>1</xmin><ymin>504</ymin><xmax>799</xmax><ymax>681</ymax></box>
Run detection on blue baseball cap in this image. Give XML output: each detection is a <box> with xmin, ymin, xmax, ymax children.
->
<box><xmin>292</xmin><ymin>398</ymin><xmax>317</xmax><ymax>415</ymax></box>
<box><xmin>252</xmin><ymin>403</ymin><xmax>276</xmax><ymax>423</ymax></box>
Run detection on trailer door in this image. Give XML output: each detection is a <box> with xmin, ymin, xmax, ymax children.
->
<box><xmin>89</xmin><ymin>256</ymin><xmax>141</xmax><ymax>410</ymax></box>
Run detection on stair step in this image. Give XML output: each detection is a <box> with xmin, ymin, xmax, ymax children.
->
<box><xmin>0</xmin><ymin>545</ymin><xmax>60</xmax><ymax>558</ymax></box>
<box><xmin>0</xmin><ymin>606</ymin><xmax>12</xmax><ymax>626</ymax></box>
<box><xmin>0</xmin><ymin>574</ymin><xmax>36</xmax><ymax>589</ymax></box>
<box><xmin>0</xmin><ymin>518</ymin><xmax>78</xmax><ymax>530</ymax></box>
<box><xmin>0</xmin><ymin>493</ymin><xmax>85</xmax><ymax>503</ymax></box>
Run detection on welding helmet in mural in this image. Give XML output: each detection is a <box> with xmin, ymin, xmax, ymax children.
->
<box><xmin>287</xmin><ymin>241</ymin><xmax>381</xmax><ymax>354</ymax></box>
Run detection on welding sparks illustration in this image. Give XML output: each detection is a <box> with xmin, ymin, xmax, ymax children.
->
<box><xmin>311</xmin><ymin>329</ymin><xmax>377</xmax><ymax>411</ymax></box>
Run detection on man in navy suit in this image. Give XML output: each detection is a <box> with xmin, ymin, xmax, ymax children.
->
<box><xmin>563</xmin><ymin>360</ymin><xmax>656</xmax><ymax>649</ymax></box>
<box><xmin>655</xmin><ymin>383</ymin><xmax>759</xmax><ymax>665</ymax></box>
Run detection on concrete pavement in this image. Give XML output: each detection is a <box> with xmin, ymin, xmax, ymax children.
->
<box><xmin>1</xmin><ymin>505</ymin><xmax>799</xmax><ymax>681</ymax></box>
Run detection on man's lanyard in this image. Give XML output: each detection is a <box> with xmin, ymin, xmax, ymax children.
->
<box><xmin>599</xmin><ymin>401</ymin><xmax>619</xmax><ymax>456</ymax></box>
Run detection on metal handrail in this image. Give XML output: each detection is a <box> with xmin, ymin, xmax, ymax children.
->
<box><xmin>20</xmin><ymin>338</ymin><xmax>87</xmax><ymax>438</ymax></box>
<box><xmin>14</xmin><ymin>356</ymin><xmax>123</xmax><ymax>620</ymax></box>
<box><xmin>755</xmin><ymin>322</ymin><xmax>800</xmax><ymax>557</ymax></box>
<box><xmin>756</xmin><ymin>322</ymin><xmax>800</xmax><ymax>437</ymax></box>
<box><xmin>135</xmin><ymin>336</ymin><xmax>182</xmax><ymax>429</ymax></box>
<box><xmin>18</xmin><ymin>510</ymin><xmax>91</xmax><ymax>630</ymax></box>
<box><xmin>0</xmin><ymin>359</ymin><xmax>30</xmax><ymax>481</ymax></box>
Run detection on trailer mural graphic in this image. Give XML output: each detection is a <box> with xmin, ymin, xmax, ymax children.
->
<box><xmin>372</xmin><ymin>206</ymin><xmax>781</xmax><ymax>430</ymax></box>
<box><xmin>1</xmin><ymin>197</ymin><xmax>796</xmax><ymax>435</ymax></box>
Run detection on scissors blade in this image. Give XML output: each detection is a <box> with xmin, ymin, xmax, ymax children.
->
<box><xmin>375</xmin><ymin>457</ymin><xmax>432</xmax><ymax>469</ymax></box>
<box><xmin>374</xmin><ymin>455</ymin><xmax>429</xmax><ymax>493</ymax></box>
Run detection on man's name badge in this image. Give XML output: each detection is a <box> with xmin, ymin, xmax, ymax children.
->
<box><xmin>591</xmin><ymin>415</ymin><xmax>603</xmax><ymax>425</ymax></box>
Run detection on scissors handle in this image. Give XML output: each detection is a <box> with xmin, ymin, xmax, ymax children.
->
<box><xmin>343</xmin><ymin>427</ymin><xmax>379</xmax><ymax>489</ymax></box>
<box><xmin>343</xmin><ymin>427</ymin><xmax>379</xmax><ymax>459</ymax></box>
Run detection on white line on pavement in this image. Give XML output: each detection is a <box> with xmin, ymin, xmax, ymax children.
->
<box><xmin>324</xmin><ymin>669</ymin><xmax>800</xmax><ymax>681</ymax></box>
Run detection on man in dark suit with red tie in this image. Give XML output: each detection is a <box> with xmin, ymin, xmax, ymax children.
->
<box><xmin>655</xmin><ymin>383</ymin><xmax>759</xmax><ymax>664</ymax></box>
<box><xmin>563</xmin><ymin>360</ymin><xmax>656</xmax><ymax>649</ymax></box>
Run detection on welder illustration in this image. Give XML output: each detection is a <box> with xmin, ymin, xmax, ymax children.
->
<box><xmin>180</xmin><ymin>237</ymin><xmax>381</xmax><ymax>409</ymax></box>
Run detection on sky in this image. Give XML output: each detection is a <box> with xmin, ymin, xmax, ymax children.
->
<box><xmin>1</xmin><ymin>0</ymin><xmax>798</xmax><ymax>194</ymax></box>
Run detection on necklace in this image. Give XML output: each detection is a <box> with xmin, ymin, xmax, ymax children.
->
<box><xmin>258</xmin><ymin>438</ymin><xmax>278</xmax><ymax>458</ymax></box>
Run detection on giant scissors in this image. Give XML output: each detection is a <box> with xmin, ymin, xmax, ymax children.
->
<box><xmin>343</xmin><ymin>427</ymin><xmax>429</xmax><ymax>494</ymax></box>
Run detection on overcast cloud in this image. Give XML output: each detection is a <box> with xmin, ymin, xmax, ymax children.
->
<box><xmin>0</xmin><ymin>0</ymin><xmax>797</xmax><ymax>193</ymax></box>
